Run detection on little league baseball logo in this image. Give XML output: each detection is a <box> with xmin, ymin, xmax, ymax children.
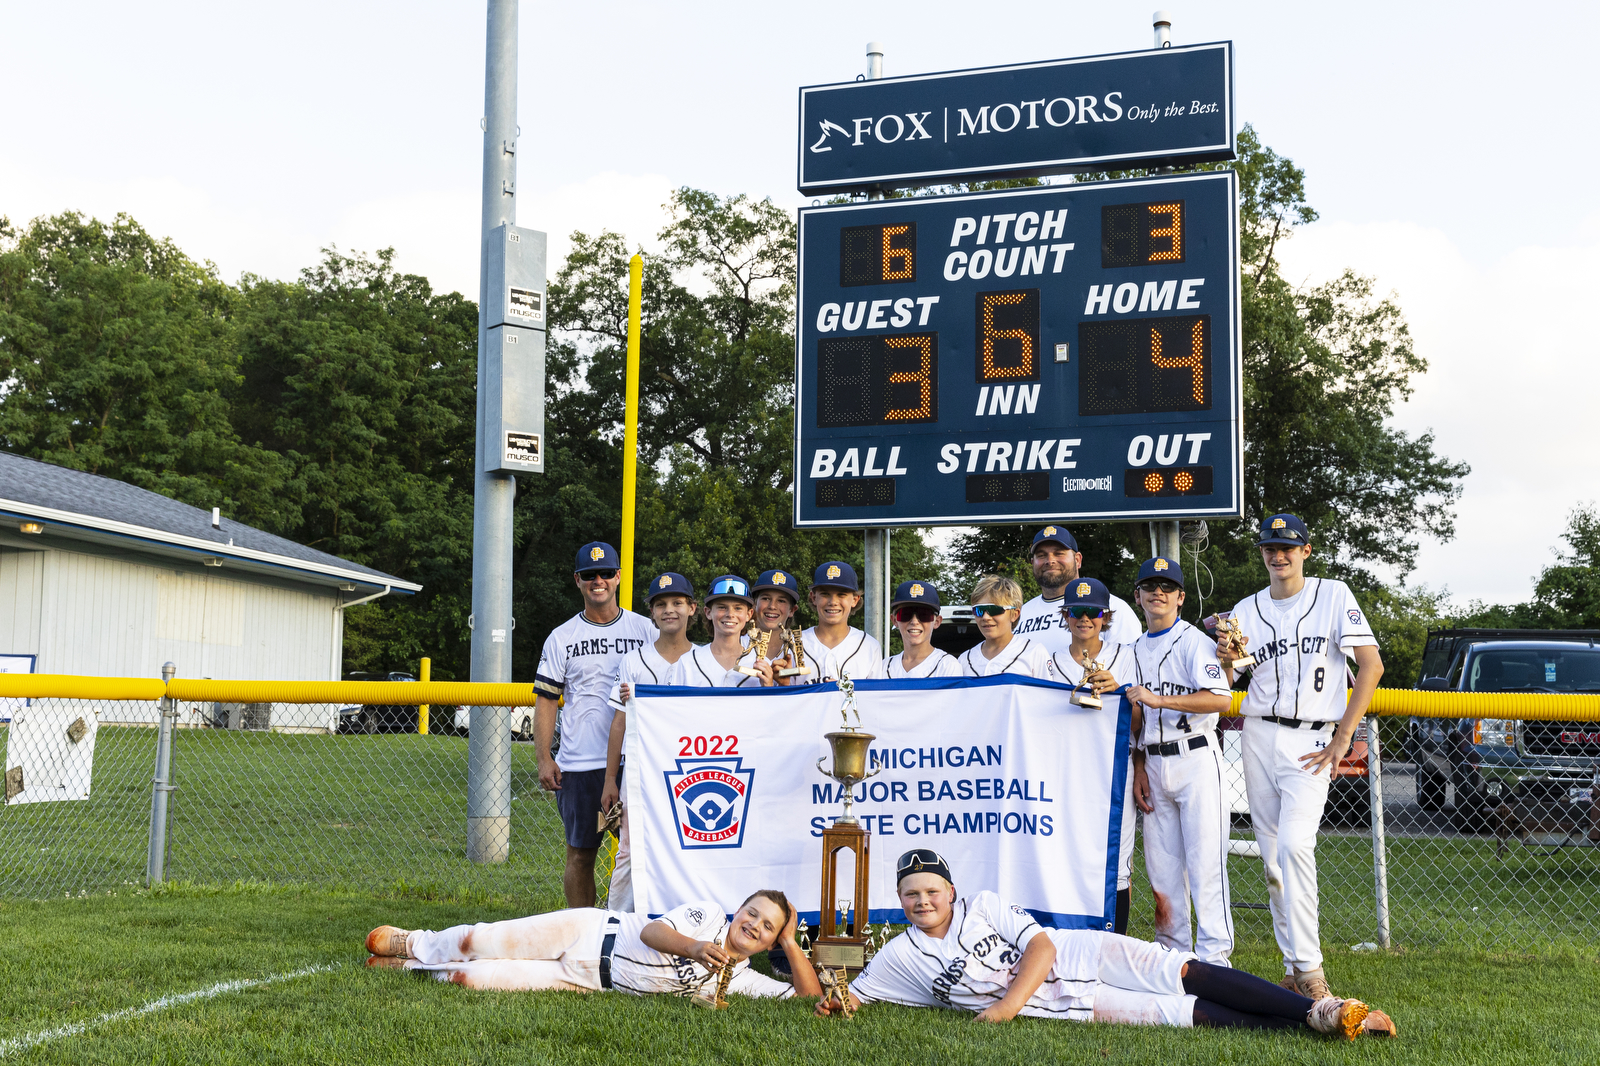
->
<box><xmin>1204</xmin><ymin>664</ymin><xmax>1221</xmax><ymax>679</ymax></box>
<box><xmin>663</xmin><ymin>757</ymin><xmax>756</xmax><ymax>849</ymax></box>
<box><xmin>1348</xmin><ymin>609</ymin><xmax>1363</xmax><ymax>624</ymax></box>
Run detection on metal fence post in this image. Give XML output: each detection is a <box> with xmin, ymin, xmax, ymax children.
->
<box><xmin>1366</xmin><ymin>713</ymin><xmax>1392</xmax><ymax>949</ymax></box>
<box><xmin>145</xmin><ymin>661</ymin><xmax>178</xmax><ymax>885</ymax></box>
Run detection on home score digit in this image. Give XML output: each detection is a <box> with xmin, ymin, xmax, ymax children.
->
<box><xmin>793</xmin><ymin>170</ymin><xmax>1242</xmax><ymax>528</ymax></box>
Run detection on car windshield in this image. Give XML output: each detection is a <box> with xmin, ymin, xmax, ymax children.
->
<box><xmin>1466</xmin><ymin>648</ymin><xmax>1600</xmax><ymax>693</ymax></box>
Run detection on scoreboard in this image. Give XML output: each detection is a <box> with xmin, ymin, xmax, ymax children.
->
<box><xmin>793</xmin><ymin>171</ymin><xmax>1241</xmax><ymax>528</ymax></box>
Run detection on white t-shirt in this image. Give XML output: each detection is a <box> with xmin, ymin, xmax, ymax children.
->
<box><xmin>958</xmin><ymin>635</ymin><xmax>1053</xmax><ymax>678</ymax></box>
<box><xmin>608</xmin><ymin>900</ymin><xmax>795</xmax><ymax>999</ymax></box>
<box><xmin>886</xmin><ymin>648</ymin><xmax>963</xmax><ymax>678</ymax></box>
<box><xmin>668</xmin><ymin>644</ymin><xmax>765</xmax><ymax>688</ymax></box>
<box><xmin>849</xmin><ymin>891</ymin><xmax>1103</xmax><ymax>1019</ymax></box>
<box><xmin>1017</xmin><ymin>591</ymin><xmax>1142</xmax><ymax>653</ymax></box>
<box><xmin>802</xmin><ymin>627</ymin><xmax>886</xmax><ymax>682</ymax></box>
<box><xmin>1228</xmin><ymin>578</ymin><xmax>1378</xmax><ymax>723</ymax></box>
<box><xmin>1132</xmin><ymin>620</ymin><xmax>1231</xmax><ymax>750</ymax></box>
<box><xmin>535</xmin><ymin>610</ymin><xmax>659</xmax><ymax>771</ymax></box>
<box><xmin>608</xmin><ymin>643</ymin><xmax>684</xmax><ymax>711</ymax></box>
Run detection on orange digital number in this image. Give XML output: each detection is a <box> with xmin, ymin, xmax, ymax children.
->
<box><xmin>978</xmin><ymin>291</ymin><xmax>1040</xmax><ymax>382</ymax></box>
<box><xmin>1149</xmin><ymin>319</ymin><xmax>1206</xmax><ymax>405</ymax></box>
<box><xmin>883</xmin><ymin>334</ymin><xmax>933</xmax><ymax>420</ymax></box>
<box><xmin>1146</xmin><ymin>202</ymin><xmax>1181</xmax><ymax>262</ymax></box>
<box><xmin>881</xmin><ymin>225</ymin><xmax>913</xmax><ymax>280</ymax></box>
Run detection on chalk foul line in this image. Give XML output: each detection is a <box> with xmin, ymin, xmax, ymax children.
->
<box><xmin>0</xmin><ymin>963</ymin><xmax>336</xmax><ymax>1057</ymax></box>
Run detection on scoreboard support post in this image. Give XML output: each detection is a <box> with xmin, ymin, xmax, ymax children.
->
<box><xmin>861</xmin><ymin>44</ymin><xmax>892</xmax><ymax>654</ymax></box>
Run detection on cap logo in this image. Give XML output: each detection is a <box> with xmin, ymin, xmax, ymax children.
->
<box><xmin>910</xmin><ymin>583</ymin><xmax>924</xmax><ymax>597</ymax></box>
<box><xmin>826</xmin><ymin>564</ymin><xmax>841</xmax><ymax>580</ymax></box>
<box><xmin>774</xmin><ymin>573</ymin><xmax>787</xmax><ymax>585</ymax></box>
<box><xmin>1075</xmin><ymin>581</ymin><xmax>1090</xmax><ymax>596</ymax></box>
<box><xmin>589</xmin><ymin>546</ymin><xmax>605</xmax><ymax>562</ymax></box>
<box><xmin>1043</xmin><ymin>526</ymin><xmax>1056</xmax><ymax>536</ymax></box>
<box><xmin>1272</xmin><ymin>518</ymin><xmax>1286</xmax><ymax>530</ymax></box>
<box><xmin>658</xmin><ymin>576</ymin><xmax>671</xmax><ymax>589</ymax></box>
<box><xmin>1154</xmin><ymin>558</ymin><xmax>1169</xmax><ymax>572</ymax></box>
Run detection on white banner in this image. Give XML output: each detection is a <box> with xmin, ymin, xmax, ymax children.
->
<box><xmin>624</xmin><ymin>676</ymin><xmax>1130</xmax><ymax>928</ymax></box>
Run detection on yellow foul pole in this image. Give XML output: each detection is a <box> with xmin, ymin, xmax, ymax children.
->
<box><xmin>620</xmin><ymin>254</ymin><xmax>644</xmax><ymax>611</ymax></box>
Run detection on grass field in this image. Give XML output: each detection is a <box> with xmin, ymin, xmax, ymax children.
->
<box><xmin>2</xmin><ymin>880</ymin><xmax>1598</xmax><ymax>1065</ymax></box>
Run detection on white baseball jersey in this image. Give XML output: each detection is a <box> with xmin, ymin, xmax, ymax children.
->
<box><xmin>849</xmin><ymin>891</ymin><xmax>1104</xmax><ymax>1019</ymax></box>
<box><xmin>887</xmin><ymin>648</ymin><xmax>962</xmax><ymax>678</ymax></box>
<box><xmin>1132</xmin><ymin>621</ymin><xmax>1231</xmax><ymax>750</ymax></box>
<box><xmin>1046</xmin><ymin>642</ymin><xmax>1137</xmax><ymax>689</ymax></box>
<box><xmin>1228</xmin><ymin>578</ymin><xmax>1377</xmax><ymax>722</ymax></box>
<box><xmin>608</xmin><ymin>642</ymin><xmax>684</xmax><ymax>710</ymax></box>
<box><xmin>802</xmin><ymin>627</ymin><xmax>885</xmax><ymax>682</ymax></box>
<box><xmin>536</xmin><ymin>610</ymin><xmax>658</xmax><ymax>771</ymax></box>
<box><xmin>668</xmin><ymin>644</ymin><xmax>764</xmax><ymax>688</ymax></box>
<box><xmin>958</xmin><ymin>635</ymin><xmax>1053</xmax><ymax>677</ymax></box>
<box><xmin>610</xmin><ymin>901</ymin><xmax>795</xmax><ymax>999</ymax></box>
<box><xmin>1017</xmin><ymin>591</ymin><xmax>1143</xmax><ymax>652</ymax></box>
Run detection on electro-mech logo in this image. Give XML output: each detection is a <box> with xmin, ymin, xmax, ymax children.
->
<box><xmin>664</xmin><ymin>758</ymin><xmax>756</xmax><ymax>849</ymax></box>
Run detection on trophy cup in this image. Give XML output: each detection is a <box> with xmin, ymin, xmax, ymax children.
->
<box><xmin>1218</xmin><ymin>612</ymin><xmax>1256</xmax><ymax>670</ymax></box>
<box><xmin>737</xmin><ymin>621</ymin><xmax>772</xmax><ymax>678</ymax></box>
<box><xmin>1070</xmin><ymin>651</ymin><xmax>1105</xmax><ymax>709</ymax></box>
<box><xmin>812</xmin><ymin>676</ymin><xmax>879</xmax><ymax>987</ymax></box>
<box><xmin>776</xmin><ymin>625</ymin><xmax>813</xmax><ymax>678</ymax></box>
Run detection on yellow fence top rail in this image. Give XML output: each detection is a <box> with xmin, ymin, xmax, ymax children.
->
<box><xmin>0</xmin><ymin>674</ymin><xmax>166</xmax><ymax>701</ymax></box>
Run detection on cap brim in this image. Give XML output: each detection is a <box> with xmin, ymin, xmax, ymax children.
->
<box><xmin>750</xmin><ymin>584</ymin><xmax>798</xmax><ymax>598</ymax></box>
<box><xmin>1256</xmin><ymin>537</ymin><xmax>1308</xmax><ymax>546</ymax></box>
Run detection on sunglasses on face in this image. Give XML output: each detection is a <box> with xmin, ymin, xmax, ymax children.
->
<box><xmin>1137</xmin><ymin>580</ymin><xmax>1181</xmax><ymax>595</ymax></box>
<box><xmin>972</xmin><ymin>603</ymin><xmax>1014</xmax><ymax>618</ymax></box>
<box><xmin>895</xmin><ymin>606</ymin><xmax>939</xmax><ymax>624</ymax></box>
<box><xmin>579</xmin><ymin>569</ymin><xmax>619</xmax><ymax>581</ymax></box>
<box><xmin>1063</xmin><ymin>606</ymin><xmax>1105</xmax><ymax>619</ymax></box>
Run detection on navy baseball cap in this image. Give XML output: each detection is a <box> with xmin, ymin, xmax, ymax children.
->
<box><xmin>645</xmin><ymin>572</ymin><xmax>695</xmax><ymax>603</ymax></box>
<box><xmin>812</xmin><ymin>561</ymin><xmax>860</xmax><ymax>592</ymax></box>
<box><xmin>1135</xmin><ymin>557</ymin><xmax>1185</xmax><ymax>588</ymax></box>
<box><xmin>575</xmin><ymin>541</ymin><xmax>620</xmax><ymax>571</ymax></box>
<box><xmin>891</xmin><ymin>579</ymin><xmax>941</xmax><ymax>610</ymax></box>
<box><xmin>1031</xmin><ymin>524</ymin><xmax>1079</xmax><ymax>552</ymax></box>
<box><xmin>1258</xmin><ymin>513</ymin><xmax>1312</xmax><ymax>547</ymax></box>
<box><xmin>896</xmin><ymin>848</ymin><xmax>954</xmax><ymax>886</ymax></box>
<box><xmin>1062</xmin><ymin>577</ymin><xmax>1111</xmax><ymax>611</ymax></box>
<box><xmin>704</xmin><ymin>574</ymin><xmax>754</xmax><ymax>606</ymax></box>
<box><xmin>752</xmin><ymin>569</ymin><xmax>800</xmax><ymax>601</ymax></box>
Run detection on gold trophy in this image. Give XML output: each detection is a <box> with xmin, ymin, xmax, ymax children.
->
<box><xmin>1071</xmin><ymin>651</ymin><xmax>1106</xmax><ymax>709</ymax></box>
<box><xmin>737</xmin><ymin>621</ymin><xmax>773</xmax><ymax>678</ymax></box>
<box><xmin>1217</xmin><ymin>612</ymin><xmax>1256</xmax><ymax>669</ymax></box>
<box><xmin>776</xmin><ymin>625</ymin><xmax>813</xmax><ymax>678</ymax></box>
<box><xmin>690</xmin><ymin>935</ymin><xmax>736</xmax><ymax>1010</ymax></box>
<box><xmin>812</xmin><ymin>675</ymin><xmax>878</xmax><ymax>998</ymax></box>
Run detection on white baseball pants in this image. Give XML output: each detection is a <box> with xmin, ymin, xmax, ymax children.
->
<box><xmin>406</xmin><ymin>907</ymin><xmax>607</xmax><ymax>991</ymax></box>
<box><xmin>608</xmin><ymin>778</ymin><xmax>633</xmax><ymax>911</ymax></box>
<box><xmin>1241</xmin><ymin>716</ymin><xmax>1331</xmax><ymax>974</ymax></box>
<box><xmin>1142</xmin><ymin>744</ymin><xmax>1234</xmax><ymax>964</ymax></box>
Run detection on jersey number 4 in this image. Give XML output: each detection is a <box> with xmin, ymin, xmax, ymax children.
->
<box><xmin>1175</xmin><ymin>715</ymin><xmax>1190</xmax><ymax>733</ymax></box>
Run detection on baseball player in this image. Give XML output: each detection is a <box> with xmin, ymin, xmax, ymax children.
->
<box><xmin>885</xmin><ymin>580</ymin><xmax>962</xmax><ymax>678</ymax></box>
<box><xmin>1127</xmin><ymin>557</ymin><xmax>1235</xmax><ymax>965</ymax></box>
<box><xmin>957</xmin><ymin>574</ymin><xmax>1052</xmax><ymax>677</ymax></box>
<box><xmin>1017</xmin><ymin>525</ymin><xmax>1142</xmax><ymax>651</ymax></box>
<box><xmin>365</xmin><ymin>890</ymin><xmax>824</xmax><ymax>1002</ymax></box>
<box><xmin>600</xmin><ymin>571</ymin><xmax>698</xmax><ymax>912</ymax></box>
<box><xmin>815</xmin><ymin>849</ymin><xmax>1394</xmax><ymax>1039</ymax></box>
<box><xmin>671</xmin><ymin>575</ymin><xmax>778</xmax><ymax>687</ymax></box>
<box><xmin>1219</xmin><ymin>514</ymin><xmax>1384</xmax><ymax>1001</ymax></box>
<box><xmin>739</xmin><ymin>569</ymin><xmax>803</xmax><ymax>677</ymax></box>
<box><xmin>534</xmin><ymin>542</ymin><xmax>659</xmax><ymax>907</ymax></box>
<box><xmin>802</xmin><ymin>561</ymin><xmax>885</xmax><ymax>681</ymax></box>
<box><xmin>1048</xmin><ymin>577</ymin><xmax>1140</xmax><ymax>932</ymax></box>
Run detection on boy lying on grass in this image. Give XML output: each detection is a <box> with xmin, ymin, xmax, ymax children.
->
<box><xmin>366</xmin><ymin>889</ymin><xmax>822</xmax><ymax>1001</ymax></box>
<box><xmin>814</xmin><ymin>849</ymin><xmax>1396</xmax><ymax>1041</ymax></box>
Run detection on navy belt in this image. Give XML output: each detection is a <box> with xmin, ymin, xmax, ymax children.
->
<box><xmin>1262</xmin><ymin>715</ymin><xmax>1331</xmax><ymax>731</ymax></box>
<box><xmin>599</xmin><ymin>916</ymin><xmax>620</xmax><ymax>989</ymax></box>
<box><xmin>1148</xmin><ymin>734</ymin><xmax>1211</xmax><ymax>757</ymax></box>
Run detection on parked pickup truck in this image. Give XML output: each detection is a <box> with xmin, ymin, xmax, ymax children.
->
<box><xmin>1408</xmin><ymin>628</ymin><xmax>1600</xmax><ymax>844</ymax></box>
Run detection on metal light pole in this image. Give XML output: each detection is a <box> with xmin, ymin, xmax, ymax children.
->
<box><xmin>468</xmin><ymin>0</ymin><xmax>518</xmax><ymax>864</ymax></box>
<box><xmin>862</xmin><ymin>40</ymin><xmax>892</xmax><ymax>653</ymax></box>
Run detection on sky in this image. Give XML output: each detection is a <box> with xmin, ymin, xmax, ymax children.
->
<box><xmin>2</xmin><ymin>1</ymin><xmax>1596</xmax><ymax>605</ymax></box>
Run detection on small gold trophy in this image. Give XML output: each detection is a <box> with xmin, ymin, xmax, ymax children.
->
<box><xmin>776</xmin><ymin>625</ymin><xmax>813</xmax><ymax>678</ymax></box>
<box><xmin>1218</xmin><ymin>612</ymin><xmax>1256</xmax><ymax>670</ymax></box>
<box><xmin>1071</xmin><ymin>651</ymin><xmax>1106</xmax><ymax>709</ymax></box>
<box><xmin>690</xmin><ymin>935</ymin><xmax>736</xmax><ymax>1010</ymax></box>
<box><xmin>812</xmin><ymin>675</ymin><xmax>878</xmax><ymax>1003</ymax></box>
<box><xmin>738</xmin><ymin>622</ymin><xmax>773</xmax><ymax>678</ymax></box>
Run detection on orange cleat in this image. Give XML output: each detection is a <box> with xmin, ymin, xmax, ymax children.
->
<box><xmin>366</xmin><ymin>926</ymin><xmax>413</xmax><ymax>958</ymax></box>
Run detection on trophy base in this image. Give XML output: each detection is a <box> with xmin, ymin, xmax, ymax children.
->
<box><xmin>689</xmin><ymin>991</ymin><xmax>727</xmax><ymax>1010</ymax></box>
<box><xmin>812</xmin><ymin>939</ymin><xmax>866</xmax><ymax>970</ymax></box>
<box><xmin>776</xmin><ymin>665</ymin><xmax>814</xmax><ymax>677</ymax></box>
<box><xmin>1070</xmin><ymin>691</ymin><xmax>1103</xmax><ymax>709</ymax></box>
<box><xmin>736</xmin><ymin>665</ymin><xmax>765</xmax><ymax>677</ymax></box>
<box><xmin>1223</xmin><ymin>655</ymin><xmax>1257</xmax><ymax>670</ymax></box>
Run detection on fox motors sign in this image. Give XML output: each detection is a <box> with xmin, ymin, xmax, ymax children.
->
<box><xmin>797</xmin><ymin>42</ymin><xmax>1233</xmax><ymax>194</ymax></box>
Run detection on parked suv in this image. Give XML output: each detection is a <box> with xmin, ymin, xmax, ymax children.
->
<box><xmin>1408</xmin><ymin>629</ymin><xmax>1600</xmax><ymax>838</ymax></box>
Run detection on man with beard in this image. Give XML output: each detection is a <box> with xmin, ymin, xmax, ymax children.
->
<box><xmin>1016</xmin><ymin>526</ymin><xmax>1141</xmax><ymax>651</ymax></box>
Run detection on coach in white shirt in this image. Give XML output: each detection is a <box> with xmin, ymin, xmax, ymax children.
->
<box><xmin>534</xmin><ymin>542</ymin><xmax>659</xmax><ymax>907</ymax></box>
<box><xmin>1016</xmin><ymin>525</ymin><xmax>1141</xmax><ymax>651</ymax></box>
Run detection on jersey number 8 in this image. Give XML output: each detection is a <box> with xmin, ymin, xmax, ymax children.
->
<box><xmin>1313</xmin><ymin>667</ymin><xmax>1325</xmax><ymax>692</ymax></box>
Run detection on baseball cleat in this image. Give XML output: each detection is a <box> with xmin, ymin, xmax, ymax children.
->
<box><xmin>366</xmin><ymin>926</ymin><xmax>413</xmax><ymax>958</ymax></box>
<box><xmin>1295</xmin><ymin>968</ymin><xmax>1333</xmax><ymax>1000</ymax></box>
<box><xmin>1278</xmin><ymin>974</ymin><xmax>1299</xmax><ymax>992</ymax></box>
<box><xmin>365</xmin><ymin>954</ymin><xmax>407</xmax><ymax>969</ymax></box>
<box><xmin>1361</xmin><ymin>1009</ymin><xmax>1397</xmax><ymax>1037</ymax></box>
<box><xmin>1307</xmin><ymin>997</ymin><xmax>1370</xmax><ymax>1041</ymax></box>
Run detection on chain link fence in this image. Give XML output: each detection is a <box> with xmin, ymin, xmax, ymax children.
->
<box><xmin>2</xmin><ymin>686</ymin><xmax>1596</xmax><ymax>955</ymax></box>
